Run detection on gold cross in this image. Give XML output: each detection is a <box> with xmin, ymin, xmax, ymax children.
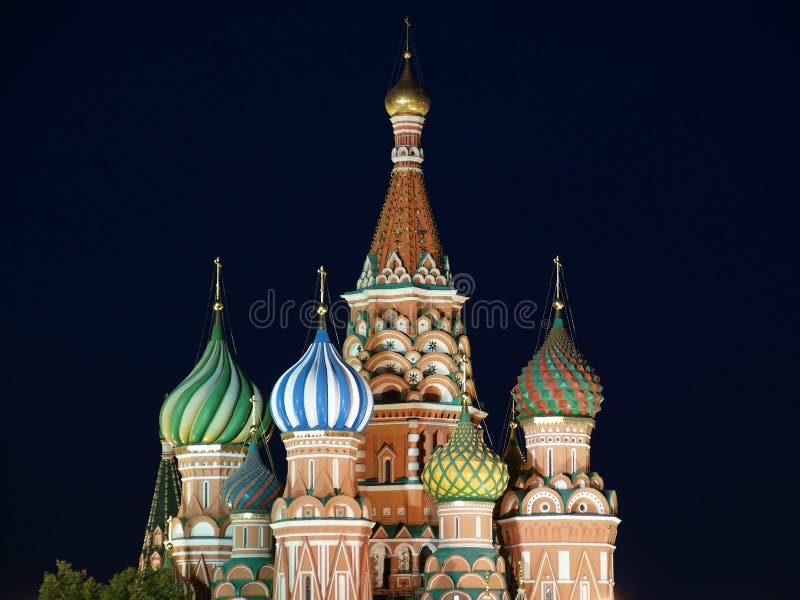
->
<box><xmin>213</xmin><ymin>257</ymin><xmax>223</xmax><ymax>311</ymax></box>
<box><xmin>404</xmin><ymin>17</ymin><xmax>412</xmax><ymax>58</ymax></box>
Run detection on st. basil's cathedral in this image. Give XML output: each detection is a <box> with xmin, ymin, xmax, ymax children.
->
<box><xmin>139</xmin><ymin>24</ymin><xmax>620</xmax><ymax>600</ymax></box>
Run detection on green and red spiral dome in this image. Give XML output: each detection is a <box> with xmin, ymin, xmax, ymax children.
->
<box><xmin>515</xmin><ymin>310</ymin><xmax>603</xmax><ymax>419</ymax></box>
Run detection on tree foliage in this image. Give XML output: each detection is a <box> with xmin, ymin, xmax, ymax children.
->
<box><xmin>39</xmin><ymin>561</ymin><xmax>102</xmax><ymax>600</ymax></box>
<box><xmin>40</xmin><ymin>560</ymin><xmax>188</xmax><ymax>600</ymax></box>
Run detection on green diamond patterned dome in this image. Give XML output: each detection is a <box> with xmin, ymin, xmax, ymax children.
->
<box><xmin>422</xmin><ymin>401</ymin><xmax>508</xmax><ymax>502</ymax></box>
<box><xmin>515</xmin><ymin>309</ymin><xmax>603</xmax><ymax>418</ymax></box>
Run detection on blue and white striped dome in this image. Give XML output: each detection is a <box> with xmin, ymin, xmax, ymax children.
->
<box><xmin>270</xmin><ymin>328</ymin><xmax>373</xmax><ymax>433</ymax></box>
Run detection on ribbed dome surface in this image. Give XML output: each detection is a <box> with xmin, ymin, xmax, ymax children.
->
<box><xmin>515</xmin><ymin>312</ymin><xmax>603</xmax><ymax>418</ymax></box>
<box><xmin>270</xmin><ymin>328</ymin><xmax>373</xmax><ymax>434</ymax></box>
<box><xmin>422</xmin><ymin>406</ymin><xmax>508</xmax><ymax>502</ymax></box>
<box><xmin>159</xmin><ymin>317</ymin><xmax>270</xmax><ymax>446</ymax></box>
<box><xmin>221</xmin><ymin>443</ymin><xmax>281</xmax><ymax>513</ymax></box>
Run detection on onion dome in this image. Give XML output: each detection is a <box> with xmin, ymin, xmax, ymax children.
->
<box><xmin>221</xmin><ymin>443</ymin><xmax>282</xmax><ymax>513</ymax></box>
<box><xmin>384</xmin><ymin>54</ymin><xmax>430</xmax><ymax>117</ymax></box>
<box><xmin>159</xmin><ymin>258</ymin><xmax>270</xmax><ymax>446</ymax></box>
<box><xmin>515</xmin><ymin>308</ymin><xmax>603</xmax><ymax>419</ymax></box>
<box><xmin>422</xmin><ymin>399</ymin><xmax>509</xmax><ymax>502</ymax></box>
<box><xmin>270</xmin><ymin>328</ymin><xmax>373</xmax><ymax>433</ymax></box>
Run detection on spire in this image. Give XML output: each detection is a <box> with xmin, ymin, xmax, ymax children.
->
<box><xmin>353</xmin><ymin>20</ymin><xmax>449</xmax><ymax>290</ymax></box>
<box><xmin>403</xmin><ymin>16</ymin><xmax>411</xmax><ymax>59</ymax></box>
<box><xmin>213</xmin><ymin>256</ymin><xmax>223</xmax><ymax>312</ymax></box>
<box><xmin>211</xmin><ymin>256</ymin><xmax>224</xmax><ymax>338</ymax></box>
<box><xmin>458</xmin><ymin>353</ymin><xmax>471</xmax><ymax>413</ymax></box>
<box><xmin>140</xmin><ymin>442</ymin><xmax>181</xmax><ymax>570</ymax></box>
<box><xmin>553</xmin><ymin>255</ymin><xmax>564</xmax><ymax>309</ymax></box>
<box><xmin>549</xmin><ymin>255</ymin><xmax>567</xmax><ymax>329</ymax></box>
<box><xmin>248</xmin><ymin>395</ymin><xmax>259</xmax><ymax>442</ymax></box>
<box><xmin>502</xmin><ymin>394</ymin><xmax>528</xmax><ymax>484</ymax></box>
<box><xmin>316</xmin><ymin>265</ymin><xmax>328</xmax><ymax>329</ymax></box>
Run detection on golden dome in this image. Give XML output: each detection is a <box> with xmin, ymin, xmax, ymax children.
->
<box><xmin>384</xmin><ymin>55</ymin><xmax>430</xmax><ymax>117</ymax></box>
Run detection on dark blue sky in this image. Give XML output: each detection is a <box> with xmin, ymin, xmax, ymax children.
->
<box><xmin>4</xmin><ymin>1</ymin><xmax>797</xmax><ymax>598</ymax></box>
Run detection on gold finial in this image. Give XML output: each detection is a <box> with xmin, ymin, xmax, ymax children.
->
<box><xmin>552</xmin><ymin>255</ymin><xmax>565</xmax><ymax>310</ymax></box>
<box><xmin>403</xmin><ymin>16</ymin><xmax>412</xmax><ymax>59</ymax></box>
<box><xmin>248</xmin><ymin>395</ymin><xmax>258</xmax><ymax>440</ymax></box>
<box><xmin>458</xmin><ymin>353</ymin><xmax>468</xmax><ymax>394</ymax></box>
<box><xmin>213</xmin><ymin>257</ymin><xmax>224</xmax><ymax>312</ymax></box>
<box><xmin>509</xmin><ymin>392</ymin><xmax>518</xmax><ymax>430</ymax></box>
<box><xmin>316</xmin><ymin>266</ymin><xmax>328</xmax><ymax>328</ymax></box>
<box><xmin>458</xmin><ymin>353</ymin><xmax>471</xmax><ymax>408</ymax></box>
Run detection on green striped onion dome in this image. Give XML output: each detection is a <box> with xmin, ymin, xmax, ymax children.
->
<box><xmin>159</xmin><ymin>315</ymin><xmax>270</xmax><ymax>446</ymax></box>
<box><xmin>422</xmin><ymin>403</ymin><xmax>508</xmax><ymax>502</ymax></box>
<box><xmin>515</xmin><ymin>310</ymin><xmax>603</xmax><ymax>419</ymax></box>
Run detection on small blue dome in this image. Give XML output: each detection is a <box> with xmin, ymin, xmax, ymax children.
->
<box><xmin>270</xmin><ymin>329</ymin><xmax>373</xmax><ymax>433</ymax></box>
<box><xmin>221</xmin><ymin>443</ymin><xmax>281</xmax><ymax>513</ymax></box>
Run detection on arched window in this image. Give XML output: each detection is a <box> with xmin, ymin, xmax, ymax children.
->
<box><xmin>333</xmin><ymin>459</ymin><xmax>339</xmax><ymax>489</ymax></box>
<box><xmin>305</xmin><ymin>575</ymin><xmax>312</xmax><ymax>600</ymax></box>
<box><xmin>547</xmin><ymin>449</ymin><xmax>554</xmax><ymax>477</ymax></box>
<box><xmin>243</xmin><ymin>527</ymin><xmax>248</xmax><ymax>548</ymax></box>
<box><xmin>381</xmin><ymin>389</ymin><xmax>401</xmax><ymax>403</ymax></box>
<box><xmin>422</xmin><ymin>391</ymin><xmax>440</xmax><ymax>402</ymax></box>
<box><xmin>454</xmin><ymin>517</ymin><xmax>460</xmax><ymax>539</ymax></box>
<box><xmin>309</xmin><ymin>460</ymin><xmax>315</xmax><ymax>490</ymax></box>
<box><xmin>384</xmin><ymin>458</ymin><xmax>391</xmax><ymax>483</ymax></box>
<box><xmin>571</xmin><ymin>448</ymin><xmax>577</xmax><ymax>474</ymax></box>
<box><xmin>203</xmin><ymin>481</ymin><xmax>210</xmax><ymax>508</ymax></box>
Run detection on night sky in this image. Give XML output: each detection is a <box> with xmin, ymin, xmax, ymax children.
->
<box><xmin>4</xmin><ymin>1</ymin><xmax>797</xmax><ymax>598</ymax></box>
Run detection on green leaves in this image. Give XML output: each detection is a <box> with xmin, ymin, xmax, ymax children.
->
<box><xmin>39</xmin><ymin>561</ymin><xmax>188</xmax><ymax>600</ymax></box>
<box><xmin>39</xmin><ymin>561</ymin><xmax>102</xmax><ymax>600</ymax></box>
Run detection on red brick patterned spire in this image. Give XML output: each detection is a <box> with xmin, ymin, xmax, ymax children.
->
<box><xmin>357</xmin><ymin>50</ymin><xmax>450</xmax><ymax>289</ymax></box>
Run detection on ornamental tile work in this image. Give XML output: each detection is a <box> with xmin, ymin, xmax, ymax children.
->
<box><xmin>422</xmin><ymin>406</ymin><xmax>508</xmax><ymax>502</ymax></box>
<box><xmin>143</xmin><ymin>28</ymin><xmax>621</xmax><ymax>600</ymax></box>
<box><xmin>515</xmin><ymin>312</ymin><xmax>603</xmax><ymax>419</ymax></box>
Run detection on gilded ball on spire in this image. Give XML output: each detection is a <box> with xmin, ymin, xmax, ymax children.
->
<box><xmin>384</xmin><ymin>57</ymin><xmax>430</xmax><ymax>117</ymax></box>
